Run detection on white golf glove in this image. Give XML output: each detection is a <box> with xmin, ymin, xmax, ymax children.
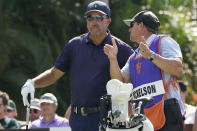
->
<box><xmin>21</xmin><ymin>79</ymin><xmax>35</xmax><ymax>106</ymax></box>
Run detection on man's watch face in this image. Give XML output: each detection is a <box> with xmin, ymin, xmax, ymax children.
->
<box><xmin>150</xmin><ymin>52</ymin><xmax>157</xmax><ymax>61</ymax></box>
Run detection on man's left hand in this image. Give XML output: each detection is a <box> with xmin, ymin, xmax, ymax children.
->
<box><xmin>139</xmin><ymin>36</ymin><xmax>153</xmax><ymax>59</ymax></box>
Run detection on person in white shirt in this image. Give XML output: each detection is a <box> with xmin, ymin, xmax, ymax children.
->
<box><xmin>179</xmin><ymin>80</ymin><xmax>197</xmax><ymax>131</ymax></box>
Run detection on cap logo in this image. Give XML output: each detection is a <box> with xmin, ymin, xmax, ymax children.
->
<box><xmin>85</xmin><ymin>1</ymin><xmax>111</xmax><ymax>17</ymax></box>
<box><xmin>94</xmin><ymin>4</ymin><xmax>98</xmax><ymax>8</ymax></box>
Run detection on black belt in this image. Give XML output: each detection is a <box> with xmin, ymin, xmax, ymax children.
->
<box><xmin>71</xmin><ymin>106</ymin><xmax>100</xmax><ymax>116</ymax></box>
<box><xmin>164</xmin><ymin>98</ymin><xmax>178</xmax><ymax>105</ymax></box>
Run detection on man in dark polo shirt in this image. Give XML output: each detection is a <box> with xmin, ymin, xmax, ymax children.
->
<box><xmin>21</xmin><ymin>1</ymin><xmax>133</xmax><ymax>130</ymax></box>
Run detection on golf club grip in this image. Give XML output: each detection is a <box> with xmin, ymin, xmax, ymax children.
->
<box><xmin>27</xmin><ymin>93</ymin><xmax>31</xmax><ymax>104</ymax></box>
<box><xmin>26</xmin><ymin>94</ymin><xmax>31</xmax><ymax>130</ymax></box>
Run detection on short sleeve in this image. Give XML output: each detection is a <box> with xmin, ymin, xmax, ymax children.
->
<box><xmin>160</xmin><ymin>37</ymin><xmax>182</xmax><ymax>59</ymax></box>
<box><xmin>54</xmin><ymin>41</ymin><xmax>72</xmax><ymax>72</ymax></box>
<box><xmin>121</xmin><ymin>56</ymin><xmax>132</xmax><ymax>76</ymax></box>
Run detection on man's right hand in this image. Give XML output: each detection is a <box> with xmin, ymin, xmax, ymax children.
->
<box><xmin>21</xmin><ymin>79</ymin><xmax>35</xmax><ymax>106</ymax></box>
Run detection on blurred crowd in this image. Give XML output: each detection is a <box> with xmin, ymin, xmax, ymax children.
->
<box><xmin>179</xmin><ymin>81</ymin><xmax>197</xmax><ymax>131</ymax></box>
<box><xmin>0</xmin><ymin>91</ymin><xmax>70</xmax><ymax>130</ymax></box>
<box><xmin>1</xmin><ymin>80</ymin><xmax>197</xmax><ymax>131</ymax></box>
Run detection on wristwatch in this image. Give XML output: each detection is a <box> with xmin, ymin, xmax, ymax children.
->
<box><xmin>149</xmin><ymin>52</ymin><xmax>157</xmax><ymax>61</ymax></box>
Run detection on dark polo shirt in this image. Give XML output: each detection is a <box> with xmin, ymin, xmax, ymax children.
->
<box><xmin>55</xmin><ymin>31</ymin><xmax>133</xmax><ymax>107</ymax></box>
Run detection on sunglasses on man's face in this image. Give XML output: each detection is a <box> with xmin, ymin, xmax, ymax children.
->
<box><xmin>85</xmin><ymin>15</ymin><xmax>106</xmax><ymax>22</ymax></box>
<box><xmin>130</xmin><ymin>22</ymin><xmax>134</xmax><ymax>28</ymax></box>
<box><xmin>7</xmin><ymin>109</ymin><xmax>13</xmax><ymax>112</ymax></box>
<box><xmin>30</xmin><ymin>109</ymin><xmax>39</xmax><ymax>114</ymax></box>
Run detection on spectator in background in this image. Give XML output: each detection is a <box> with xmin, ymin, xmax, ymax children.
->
<box><xmin>193</xmin><ymin>94</ymin><xmax>197</xmax><ymax>131</ymax></box>
<box><xmin>193</xmin><ymin>107</ymin><xmax>197</xmax><ymax>131</ymax></box>
<box><xmin>20</xmin><ymin>98</ymin><xmax>41</xmax><ymax>129</ymax></box>
<box><xmin>0</xmin><ymin>91</ymin><xmax>19</xmax><ymax>129</ymax></box>
<box><xmin>5</xmin><ymin>99</ymin><xmax>25</xmax><ymax>128</ymax></box>
<box><xmin>30</xmin><ymin>98</ymin><xmax>41</xmax><ymax>122</ymax></box>
<box><xmin>179</xmin><ymin>81</ymin><xmax>197</xmax><ymax>131</ymax></box>
<box><xmin>193</xmin><ymin>94</ymin><xmax>197</xmax><ymax>106</ymax></box>
<box><xmin>30</xmin><ymin>93</ymin><xmax>69</xmax><ymax>128</ymax></box>
<box><xmin>5</xmin><ymin>100</ymin><xmax>17</xmax><ymax>118</ymax></box>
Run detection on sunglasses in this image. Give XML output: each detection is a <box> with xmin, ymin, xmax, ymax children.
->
<box><xmin>30</xmin><ymin>109</ymin><xmax>39</xmax><ymax>114</ymax></box>
<box><xmin>7</xmin><ymin>109</ymin><xmax>13</xmax><ymax>112</ymax></box>
<box><xmin>130</xmin><ymin>22</ymin><xmax>134</xmax><ymax>28</ymax></box>
<box><xmin>85</xmin><ymin>15</ymin><xmax>106</xmax><ymax>22</ymax></box>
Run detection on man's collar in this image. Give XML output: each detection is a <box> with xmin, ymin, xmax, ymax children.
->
<box><xmin>85</xmin><ymin>30</ymin><xmax>112</xmax><ymax>45</ymax></box>
<box><xmin>146</xmin><ymin>34</ymin><xmax>157</xmax><ymax>46</ymax></box>
<box><xmin>40</xmin><ymin>114</ymin><xmax>57</xmax><ymax>123</ymax></box>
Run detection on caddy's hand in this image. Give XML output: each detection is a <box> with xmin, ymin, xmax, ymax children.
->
<box><xmin>21</xmin><ymin>79</ymin><xmax>35</xmax><ymax>106</ymax></box>
<box><xmin>139</xmin><ymin>36</ymin><xmax>152</xmax><ymax>59</ymax></box>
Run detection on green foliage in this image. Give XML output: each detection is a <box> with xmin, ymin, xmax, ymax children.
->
<box><xmin>0</xmin><ymin>0</ymin><xmax>196</xmax><ymax>120</ymax></box>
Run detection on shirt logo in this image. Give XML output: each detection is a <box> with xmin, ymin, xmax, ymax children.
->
<box><xmin>136</xmin><ymin>62</ymin><xmax>142</xmax><ymax>74</ymax></box>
